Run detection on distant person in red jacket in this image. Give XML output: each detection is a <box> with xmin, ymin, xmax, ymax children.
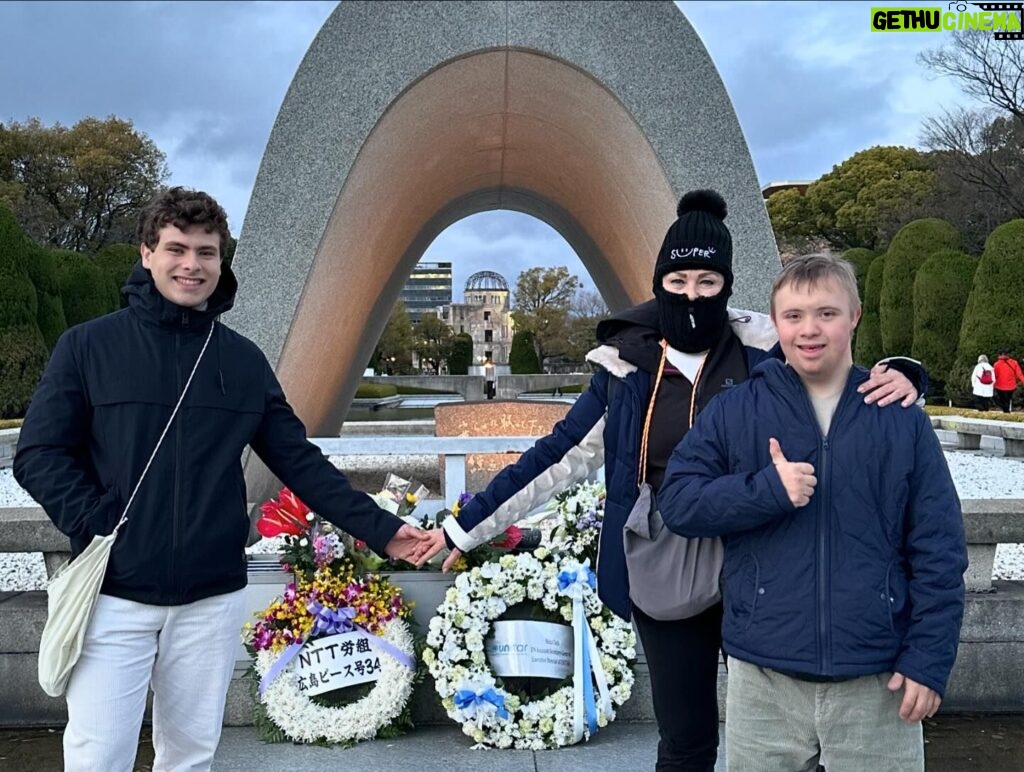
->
<box><xmin>993</xmin><ymin>351</ymin><xmax>1024</xmax><ymax>413</ymax></box>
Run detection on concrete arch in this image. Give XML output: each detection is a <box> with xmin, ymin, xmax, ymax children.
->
<box><xmin>229</xmin><ymin>1</ymin><xmax>778</xmax><ymax>491</ymax></box>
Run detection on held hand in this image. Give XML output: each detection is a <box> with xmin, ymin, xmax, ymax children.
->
<box><xmin>383</xmin><ymin>524</ymin><xmax>434</xmax><ymax>567</ymax></box>
<box><xmin>887</xmin><ymin>672</ymin><xmax>942</xmax><ymax>723</ymax></box>
<box><xmin>769</xmin><ymin>437</ymin><xmax>816</xmax><ymax>508</ymax></box>
<box><xmin>442</xmin><ymin>547</ymin><xmax>464</xmax><ymax>573</ymax></box>
<box><xmin>859</xmin><ymin>363</ymin><xmax>919</xmax><ymax>408</ymax></box>
<box><xmin>419</xmin><ymin>529</ymin><xmax>449</xmax><ymax>564</ymax></box>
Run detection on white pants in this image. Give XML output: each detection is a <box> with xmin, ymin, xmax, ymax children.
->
<box><xmin>63</xmin><ymin>589</ymin><xmax>248</xmax><ymax>772</ymax></box>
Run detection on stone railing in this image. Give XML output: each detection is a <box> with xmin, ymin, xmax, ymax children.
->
<box><xmin>1</xmin><ymin>435</ymin><xmax>1022</xmax><ymax>724</ymax></box>
<box><xmin>930</xmin><ymin>415</ymin><xmax>1024</xmax><ymax>457</ymax></box>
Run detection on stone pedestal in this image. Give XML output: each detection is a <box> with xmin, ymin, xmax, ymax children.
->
<box><xmin>434</xmin><ymin>400</ymin><xmax>570</xmax><ymax>495</ymax></box>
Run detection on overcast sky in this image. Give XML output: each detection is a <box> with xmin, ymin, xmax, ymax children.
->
<box><xmin>0</xmin><ymin>1</ymin><xmax>976</xmax><ymax>298</ymax></box>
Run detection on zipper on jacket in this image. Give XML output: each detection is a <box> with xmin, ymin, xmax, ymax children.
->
<box><xmin>818</xmin><ymin>435</ymin><xmax>830</xmax><ymax>674</ymax></box>
<box><xmin>800</xmin><ymin>376</ymin><xmax>856</xmax><ymax>675</ymax></box>
<box><xmin>171</xmin><ymin>332</ymin><xmax>183</xmax><ymax>596</ymax></box>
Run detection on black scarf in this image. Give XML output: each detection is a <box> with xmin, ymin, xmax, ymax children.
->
<box><xmin>653</xmin><ymin>287</ymin><xmax>731</xmax><ymax>353</ymax></box>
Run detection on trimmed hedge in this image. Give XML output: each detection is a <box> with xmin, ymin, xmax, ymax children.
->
<box><xmin>879</xmin><ymin>219</ymin><xmax>961</xmax><ymax>357</ymax></box>
<box><xmin>447</xmin><ymin>332</ymin><xmax>473</xmax><ymax>376</ymax></box>
<box><xmin>396</xmin><ymin>386</ymin><xmax>455</xmax><ymax>395</ymax></box>
<box><xmin>926</xmin><ymin>405</ymin><xmax>1024</xmax><ymax>423</ymax></box>
<box><xmin>510</xmin><ymin>330</ymin><xmax>541</xmax><ymax>374</ymax></box>
<box><xmin>0</xmin><ymin>207</ymin><xmax>50</xmax><ymax>417</ymax></box>
<box><xmin>912</xmin><ymin>250</ymin><xmax>977</xmax><ymax>399</ymax></box>
<box><xmin>950</xmin><ymin>219</ymin><xmax>1024</xmax><ymax>404</ymax></box>
<box><xmin>94</xmin><ymin>243</ymin><xmax>139</xmax><ymax>308</ymax></box>
<box><xmin>52</xmin><ymin>249</ymin><xmax>119</xmax><ymax>327</ymax></box>
<box><xmin>355</xmin><ymin>383</ymin><xmax>398</xmax><ymax>399</ymax></box>
<box><xmin>842</xmin><ymin>247</ymin><xmax>875</xmax><ymax>301</ymax></box>
<box><xmin>854</xmin><ymin>254</ymin><xmax>886</xmax><ymax>367</ymax></box>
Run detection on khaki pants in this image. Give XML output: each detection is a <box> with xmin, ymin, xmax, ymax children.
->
<box><xmin>725</xmin><ymin>657</ymin><xmax>924</xmax><ymax>772</ymax></box>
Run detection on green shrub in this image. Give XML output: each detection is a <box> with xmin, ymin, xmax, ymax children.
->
<box><xmin>354</xmin><ymin>383</ymin><xmax>398</xmax><ymax>399</ymax></box>
<box><xmin>854</xmin><ymin>254</ymin><xmax>886</xmax><ymax>367</ymax></box>
<box><xmin>94</xmin><ymin>243</ymin><xmax>139</xmax><ymax>308</ymax></box>
<box><xmin>0</xmin><ymin>325</ymin><xmax>48</xmax><ymax>418</ymax></box>
<box><xmin>0</xmin><ymin>209</ymin><xmax>49</xmax><ymax>417</ymax></box>
<box><xmin>879</xmin><ymin>218</ymin><xmax>961</xmax><ymax>357</ymax></box>
<box><xmin>912</xmin><ymin>250</ymin><xmax>977</xmax><ymax>398</ymax></box>
<box><xmin>395</xmin><ymin>386</ymin><xmax>455</xmax><ymax>395</ymax></box>
<box><xmin>447</xmin><ymin>333</ymin><xmax>473</xmax><ymax>376</ymax></box>
<box><xmin>951</xmin><ymin>219</ymin><xmax>1024</xmax><ymax>403</ymax></box>
<box><xmin>53</xmin><ymin>249</ymin><xmax>119</xmax><ymax>327</ymax></box>
<box><xmin>842</xmin><ymin>247</ymin><xmax>875</xmax><ymax>301</ymax></box>
<box><xmin>510</xmin><ymin>330</ymin><xmax>541</xmax><ymax>374</ymax></box>
<box><xmin>926</xmin><ymin>405</ymin><xmax>1024</xmax><ymax>423</ymax></box>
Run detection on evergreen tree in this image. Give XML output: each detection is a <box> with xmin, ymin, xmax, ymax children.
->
<box><xmin>510</xmin><ymin>330</ymin><xmax>541</xmax><ymax>374</ymax></box>
<box><xmin>0</xmin><ymin>206</ymin><xmax>65</xmax><ymax>349</ymax></box>
<box><xmin>0</xmin><ymin>209</ymin><xmax>48</xmax><ymax>417</ymax></box>
<box><xmin>52</xmin><ymin>249</ymin><xmax>119</xmax><ymax>327</ymax></box>
<box><xmin>854</xmin><ymin>254</ymin><xmax>886</xmax><ymax>367</ymax></box>
<box><xmin>911</xmin><ymin>250</ymin><xmax>978</xmax><ymax>399</ymax></box>
<box><xmin>447</xmin><ymin>332</ymin><xmax>473</xmax><ymax>375</ymax></box>
<box><xmin>951</xmin><ymin>219</ymin><xmax>1024</xmax><ymax>404</ymax></box>
<box><xmin>879</xmin><ymin>218</ymin><xmax>961</xmax><ymax>356</ymax></box>
<box><xmin>94</xmin><ymin>243</ymin><xmax>140</xmax><ymax>308</ymax></box>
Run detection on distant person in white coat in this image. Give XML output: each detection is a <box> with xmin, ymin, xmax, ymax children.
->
<box><xmin>972</xmin><ymin>354</ymin><xmax>996</xmax><ymax>412</ymax></box>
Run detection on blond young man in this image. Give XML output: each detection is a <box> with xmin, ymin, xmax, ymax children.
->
<box><xmin>659</xmin><ymin>254</ymin><xmax>967</xmax><ymax>771</ymax></box>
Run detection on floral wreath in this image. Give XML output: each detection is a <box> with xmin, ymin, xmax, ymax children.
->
<box><xmin>423</xmin><ymin>549</ymin><xmax>636</xmax><ymax>749</ymax></box>
<box><xmin>546</xmin><ymin>481</ymin><xmax>605</xmax><ymax>563</ymax></box>
<box><xmin>243</xmin><ymin>488</ymin><xmax>419</xmax><ymax>746</ymax></box>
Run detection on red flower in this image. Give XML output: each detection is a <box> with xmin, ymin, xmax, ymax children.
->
<box><xmin>257</xmin><ymin>487</ymin><xmax>312</xmax><ymax>538</ymax></box>
<box><xmin>491</xmin><ymin>525</ymin><xmax>523</xmax><ymax>550</ymax></box>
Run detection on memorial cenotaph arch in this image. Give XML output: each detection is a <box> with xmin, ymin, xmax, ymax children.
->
<box><xmin>228</xmin><ymin>0</ymin><xmax>779</xmax><ymax>499</ymax></box>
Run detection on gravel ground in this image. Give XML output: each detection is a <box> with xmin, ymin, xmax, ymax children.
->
<box><xmin>2</xmin><ymin>447</ymin><xmax>1023</xmax><ymax>591</ymax></box>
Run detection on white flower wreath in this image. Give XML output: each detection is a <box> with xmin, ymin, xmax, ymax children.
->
<box><xmin>253</xmin><ymin>617</ymin><xmax>417</xmax><ymax>745</ymax></box>
<box><xmin>424</xmin><ymin>550</ymin><xmax>636</xmax><ymax>750</ymax></box>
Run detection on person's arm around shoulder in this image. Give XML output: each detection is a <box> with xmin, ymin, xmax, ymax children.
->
<box><xmin>890</xmin><ymin>410</ymin><xmax>967</xmax><ymax>722</ymax></box>
<box><xmin>249</xmin><ymin>358</ymin><xmax>431</xmax><ymax>565</ymax></box>
<box><xmin>859</xmin><ymin>357</ymin><xmax>926</xmax><ymax>407</ymax></box>
<box><xmin>429</xmin><ymin>368</ymin><xmax>611</xmax><ymax>569</ymax></box>
<box><xmin>658</xmin><ymin>395</ymin><xmax>799</xmax><ymax>538</ymax></box>
<box><xmin>13</xmin><ymin>331</ymin><xmax>122</xmax><ymax>541</ymax></box>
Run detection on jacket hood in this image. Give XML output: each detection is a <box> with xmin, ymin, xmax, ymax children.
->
<box><xmin>123</xmin><ymin>259</ymin><xmax>238</xmax><ymax>328</ymax></box>
<box><xmin>588</xmin><ymin>300</ymin><xmax>779</xmax><ymax>377</ymax></box>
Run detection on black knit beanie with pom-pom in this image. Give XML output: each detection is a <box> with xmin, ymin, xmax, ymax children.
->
<box><xmin>651</xmin><ymin>189</ymin><xmax>732</xmax><ymax>293</ymax></box>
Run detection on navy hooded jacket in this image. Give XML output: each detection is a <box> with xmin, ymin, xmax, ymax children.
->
<box><xmin>659</xmin><ymin>359</ymin><xmax>966</xmax><ymax>696</ymax></box>
<box><xmin>14</xmin><ymin>262</ymin><xmax>404</xmax><ymax>606</ymax></box>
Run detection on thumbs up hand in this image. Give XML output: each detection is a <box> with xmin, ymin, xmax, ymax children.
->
<box><xmin>769</xmin><ymin>438</ymin><xmax>817</xmax><ymax>508</ymax></box>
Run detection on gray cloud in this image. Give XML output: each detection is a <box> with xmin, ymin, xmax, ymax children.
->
<box><xmin>1</xmin><ymin>1</ymin><xmax>974</xmax><ymax>299</ymax></box>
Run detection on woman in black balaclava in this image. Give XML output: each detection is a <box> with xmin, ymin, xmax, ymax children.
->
<box><xmin>423</xmin><ymin>189</ymin><xmax>925</xmax><ymax>770</ymax></box>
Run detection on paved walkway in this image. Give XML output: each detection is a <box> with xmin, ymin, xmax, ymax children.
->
<box><xmin>5</xmin><ymin>715</ymin><xmax>1023</xmax><ymax>771</ymax></box>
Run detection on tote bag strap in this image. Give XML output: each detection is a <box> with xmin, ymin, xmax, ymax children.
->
<box><xmin>637</xmin><ymin>340</ymin><xmax>708</xmax><ymax>485</ymax></box>
<box><xmin>112</xmin><ymin>322</ymin><xmax>216</xmax><ymax>536</ymax></box>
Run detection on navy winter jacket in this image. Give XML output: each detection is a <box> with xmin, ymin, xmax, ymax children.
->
<box><xmin>14</xmin><ymin>262</ymin><xmax>404</xmax><ymax>606</ymax></box>
<box><xmin>659</xmin><ymin>359</ymin><xmax>967</xmax><ymax>696</ymax></box>
<box><xmin>443</xmin><ymin>304</ymin><xmax>781</xmax><ymax>620</ymax></box>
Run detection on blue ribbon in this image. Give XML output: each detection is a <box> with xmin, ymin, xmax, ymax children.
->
<box><xmin>308</xmin><ymin>601</ymin><xmax>356</xmax><ymax>637</ymax></box>
<box><xmin>454</xmin><ymin>687</ymin><xmax>510</xmax><ymax>720</ymax></box>
<box><xmin>557</xmin><ymin>565</ymin><xmax>597</xmax><ymax>595</ymax></box>
<box><xmin>580</xmin><ymin>623</ymin><xmax>598</xmax><ymax>735</ymax></box>
<box><xmin>556</xmin><ymin>560</ymin><xmax>603</xmax><ymax>740</ymax></box>
<box><xmin>258</xmin><ymin>641</ymin><xmax>304</xmax><ymax>696</ymax></box>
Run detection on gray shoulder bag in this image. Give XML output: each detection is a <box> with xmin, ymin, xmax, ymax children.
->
<box><xmin>622</xmin><ymin>340</ymin><xmax>724</xmax><ymax>621</ymax></box>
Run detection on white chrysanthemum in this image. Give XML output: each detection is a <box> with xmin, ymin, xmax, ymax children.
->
<box><xmin>254</xmin><ymin>617</ymin><xmax>416</xmax><ymax>745</ymax></box>
<box><xmin>424</xmin><ymin>548</ymin><xmax>635</xmax><ymax>749</ymax></box>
